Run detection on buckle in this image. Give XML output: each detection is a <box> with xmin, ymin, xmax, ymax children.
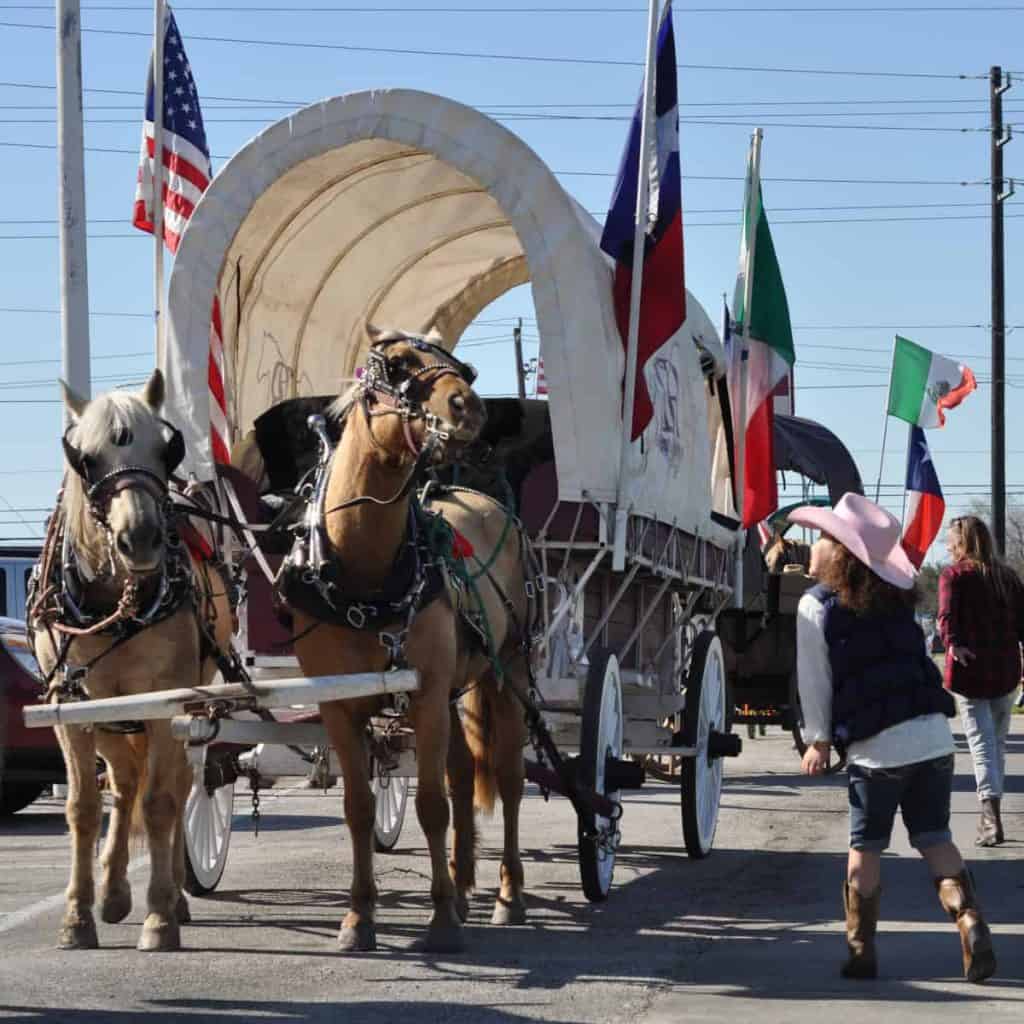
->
<box><xmin>346</xmin><ymin>604</ymin><xmax>368</xmax><ymax>629</ymax></box>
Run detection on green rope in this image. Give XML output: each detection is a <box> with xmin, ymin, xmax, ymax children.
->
<box><xmin>416</xmin><ymin>497</ymin><xmax>507</xmax><ymax>682</ymax></box>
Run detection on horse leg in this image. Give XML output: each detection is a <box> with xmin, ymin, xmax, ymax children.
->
<box><xmin>93</xmin><ymin>732</ymin><xmax>140</xmax><ymax>925</ymax></box>
<box><xmin>171</xmin><ymin>746</ymin><xmax>193</xmax><ymax>925</ymax></box>
<box><xmin>447</xmin><ymin>702</ymin><xmax>477</xmax><ymax>924</ymax></box>
<box><xmin>320</xmin><ymin>702</ymin><xmax>377</xmax><ymax>952</ymax></box>
<box><xmin>136</xmin><ymin>721</ymin><xmax>183</xmax><ymax>952</ymax></box>
<box><xmin>411</xmin><ymin>685</ymin><xmax>464</xmax><ymax>953</ymax></box>
<box><xmin>491</xmin><ymin>673</ymin><xmax>528</xmax><ymax>926</ymax></box>
<box><xmin>54</xmin><ymin>723</ymin><xmax>102</xmax><ymax>949</ymax></box>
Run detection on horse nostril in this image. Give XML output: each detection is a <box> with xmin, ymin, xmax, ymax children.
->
<box><xmin>449</xmin><ymin>394</ymin><xmax>466</xmax><ymax>419</ymax></box>
<box><xmin>116</xmin><ymin>532</ymin><xmax>134</xmax><ymax>557</ymax></box>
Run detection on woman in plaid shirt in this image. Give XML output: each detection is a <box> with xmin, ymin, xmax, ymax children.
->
<box><xmin>938</xmin><ymin>515</ymin><xmax>1024</xmax><ymax>847</ymax></box>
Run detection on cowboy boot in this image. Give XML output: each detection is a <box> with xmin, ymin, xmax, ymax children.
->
<box><xmin>992</xmin><ymin>798</ymin><xmax>1005</xmax><ymax>844</ymax></box>
<box><xmin>841</xmin><ymin>882</ymin><xmax>879</xmax><ymax>979</ymax></box>
<box><xmin>935</xmin><ymin>869</ymin><xmax>997</xmax><ymax>983</ymax></box>
<box><xmin>976</xmin><ymin>799</ymin><xmax>999</xmax><ymax>848</ymax></box>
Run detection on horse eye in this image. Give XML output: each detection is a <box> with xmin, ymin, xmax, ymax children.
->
<box><xmin>111</xmin><ymin>427</ymin><xmax>133</xmax><ymax>447</ymax></box>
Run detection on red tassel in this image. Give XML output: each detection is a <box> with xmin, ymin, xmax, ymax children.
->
<box><xmin>451</xmin><ymin>530</ymin><xmax>475</xmax><ymax>559</ymax></box>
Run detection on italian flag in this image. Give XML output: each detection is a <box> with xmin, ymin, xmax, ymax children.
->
<box><xmin>731</xmin><ymin>146</ymin><xmax>795</xmax><ymax>529</ymax></box>
<box><xmin>887</xmin><ymin>335</ymin><xmax>976</xmax><ymax>428</ymax></box>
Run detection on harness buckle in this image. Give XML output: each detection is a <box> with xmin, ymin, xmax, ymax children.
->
<box><xmin>378</xmin><ymin>629</ymin><xmax>409</xmax><ymax>669</ymax></box>
<box><xmin>346</xmin><ymin>604</ymin><xmax>369</xmax><ymax>630</ymax></box>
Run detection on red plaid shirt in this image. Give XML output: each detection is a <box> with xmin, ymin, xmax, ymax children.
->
<box><xmin>937</xmin><ymin>560</ymin><xmax>1024</xmax><ymax>699</ymax></box>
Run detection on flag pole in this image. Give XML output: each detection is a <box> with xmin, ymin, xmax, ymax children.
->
<box><xmin>733</xmin><ymin>127</ymin><xmax>763</xmax><ymax>609</ymax></box>
<box><xmin>152</xmin><ymin>0</ymin><xmax>166</xmax><ymax>366</ymax></box>
<box><xmin>901</xmin><ymin>422</ymin><xmax>912</xmax><ymax>525</ymax></box>
<box><xmin>874</xmin><ymin>335</ymin><xmax>898</xmax><ymax>502</ymax></box>
<box><xmin>56</xmin><ymin>0</ymin><xmax>91</xmax><ymax>419</ymax></box>
<box><xmin>612</xmin><ymin>0</ymin><xmax>662</xmax><ymax>573</ymax></box>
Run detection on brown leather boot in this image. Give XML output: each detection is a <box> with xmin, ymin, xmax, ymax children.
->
<box><xmin>841</xmin><ymin>882</ymin><xmax>879</xmax><ymax>979</ymax></box>
<box><xmin>935</xmin><ymin>869</ymin><xmax>997</xmax><ymax>983</ymax></box>
<box><xmin>976</xmin><ymin>799</ymin><xmax>999</xmax><ymax>847</ymax></box>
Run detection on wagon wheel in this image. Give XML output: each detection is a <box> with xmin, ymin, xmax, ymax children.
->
<box><xmin>371</xmin><ymin>763</ymin><xmax>409</xmax><ymax>853</ymax></box>
<box><xmin>183</xmin><ymin>773</ymin><xmax>236</xmax><ymax>896</ymax></box>
<box><xmin>577</xmin><ymin>648</ymin><xmax>624</xmax><ymax>902</ymax></box>
<box><xmin>787</xmin><ymin>669</ymin><xmax>846</xmax><ymax>775</ymax></box>
<box><xmin>680</xmin><ymin>631</ymin><xmax>729</xmax><ymax>859</ymax></box>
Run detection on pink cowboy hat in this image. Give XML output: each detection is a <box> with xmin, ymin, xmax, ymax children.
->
<box><xmin>787</xmin><ymin>492</ymin><xmax>917</xmax><ymax>590</ymax></box>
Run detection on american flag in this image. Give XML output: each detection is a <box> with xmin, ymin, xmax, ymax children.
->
<box><xmin>132</xmin><ymin>4</ymin><xmax>230</xmax><ymax>465</ymax></box>
<box><xmin>535</xmin><ymin>357</ymin><xmax>548</xmax><ymax>397</ymax></box>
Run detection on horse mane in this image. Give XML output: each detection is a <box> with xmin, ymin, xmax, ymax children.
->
<box><xmin>63</xmin><ymin>391</ymin><xmax>159</xmax><ymax>561</ymax></box>
<box><xmin>327</xmin><ymin>380</ymin><xmax>360</xmax><ymax>428</ymax></box>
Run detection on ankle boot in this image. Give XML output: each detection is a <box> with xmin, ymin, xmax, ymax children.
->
<box><xmin>992</xmin><ymin>797</ymin><xmax>1005</xmax><ymax>844</ymax></box>
<box><xmin>976</xmin><ymin>799</ymin><xmax>1000</xmax><ymax>847</ymax></box>
<box><xmin>935</xmin><ymin>869</ymin><xmax>997</xmax><ymax>983</ymax></box>
<box><xmin>841</xmin><ymin>881</ymin><xmax>879</xmax><ymax>979</ymax></box>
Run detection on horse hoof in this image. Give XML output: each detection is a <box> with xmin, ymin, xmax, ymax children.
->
<box><xmin>455</xmin><ymin>894</ymin><xmax>470</xmax><ymax>924</ymax></box>
<box><xmin>58</xmin><ymin>918</ymin><xmax>99</xmax><ymax>950</ymax></box>
<box><xmin>491</xmin><ymin>898</ymin><xmax>527</xmax><ymax>926</ymax></box>
<box><xmin>338</xmin><ymin>922</ymin><xmax>377</xmax><ymax>953</ymax></box>
<box><xmin>137</xmin><ymin>917</ymin><xmax>181</xmax><ymax>952</ymax></box>
<box><xmin>100</xmin><ymin>887</ymin><xmax>133</xmax><ymax>924</ymax></box>
<box><xmin>420</xmin><ymin>922</ymin><xmax>466</xmax><ymax>955</ymax></box>
<box><xmin>175</xmin><ymin>894</ymin><xmax>192</xmax><ymax>925</ymax></box>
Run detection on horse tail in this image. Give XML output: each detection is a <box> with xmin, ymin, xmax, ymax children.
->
<box><xmin>461</xmin><ymin>682</ymin><xmax>498</xmax><ymax>815</ymax></box>
<box><xmin>127</xmin><ymin>732</ymin><xmax>150</xmax><ymax>847</ymax></box>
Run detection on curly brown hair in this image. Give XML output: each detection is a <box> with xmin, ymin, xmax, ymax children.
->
<box><xmin>816</xmin><ymin>540</ymin><xmax>918</xmax><ymax>616</ymax></box>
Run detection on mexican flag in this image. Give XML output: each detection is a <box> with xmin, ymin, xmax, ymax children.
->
<box><xmin>731</xmin><ymin>142</ymin><xmax>795</xmax><ymax>529</ymax></box>
<box><xmin>887</xmin><ymin>335</ymin><xmax>976</xmax><ymax>428</ymax></box>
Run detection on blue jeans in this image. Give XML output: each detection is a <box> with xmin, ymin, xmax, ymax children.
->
<box><xmin>848</xmin><ymin>754</ymin><xmax>954</xmax><ymax>852</ymax></box>
<box><xmin>956</xmin><ymin>689</ymin><xmax>1019</xmax><ymax>800</ymax></box>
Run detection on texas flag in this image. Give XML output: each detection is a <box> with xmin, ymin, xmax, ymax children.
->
<box><xmin>901</xmin><ymin>425</ymin><xmax>945</xmax><ymax>569</ymax></box>
<box><xmin>599</xmin><ymin>1</ymin><xmax>685</xmax><ymax>441</ymax></box>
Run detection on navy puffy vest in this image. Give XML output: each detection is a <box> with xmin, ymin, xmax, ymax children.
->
<box><xmin>809</xmin><ymin>583</ymin><xmax>955</xmax><ymax>753</ymax></box>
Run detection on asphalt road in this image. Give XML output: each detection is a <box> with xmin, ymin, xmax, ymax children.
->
<box><xmin>1</xmin><ymin>717</ymin><xmax>1022</xmax><ymax>1024</ymax></box>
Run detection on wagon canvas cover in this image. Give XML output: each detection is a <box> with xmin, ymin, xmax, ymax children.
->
<box><xmin>166</xmin><ymin>90</ymin><xmax>732</xmax><ymax>549</ymax></box>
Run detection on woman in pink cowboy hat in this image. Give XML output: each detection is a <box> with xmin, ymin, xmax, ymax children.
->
<box><xmin>791</xmin><ymin>492</ymin><xmax>996</xmax><ymax>984</ymax></box>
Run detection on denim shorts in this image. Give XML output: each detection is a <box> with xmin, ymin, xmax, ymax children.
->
<box><xmin>847</xmin><ymin>753</ymin><xmax>954</xmax><ymax>852</ymax></box>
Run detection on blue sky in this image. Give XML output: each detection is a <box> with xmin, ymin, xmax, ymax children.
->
<box><xmin>0</xmin><ymin>2</ymin><xmax>1021</xmax><ymax>562</ymax></box>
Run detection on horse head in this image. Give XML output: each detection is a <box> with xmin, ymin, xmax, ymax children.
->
<box><xmin>61</xmin><ymin>369</ymin><xmax>185</xmax><ymax>576</ymax></box>
<box><xmin>355</xmin><ymin>324</ymin><xmax>487</xmax><ymax>463</ymax></box>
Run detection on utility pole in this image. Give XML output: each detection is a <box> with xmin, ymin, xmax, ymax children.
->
<box><xmin>513</xmin><ymin>317</ymin><xmax>527</xmax><ymax>400</ymax></box>
<box><xmin>56</xmin><ymin>1</ymin><xmax>91</xmax><ymax>417</ymax></box>
<box><xmin>991</xmin><ymin>66</ymin><xmax>1014</xmax><ymax>554</ymax></box>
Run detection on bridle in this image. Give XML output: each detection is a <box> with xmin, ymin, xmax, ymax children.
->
<box><xmin>358</xmin><ymin>336</ymin><xmax>478</xmax><ymax>459</ymax></box>
<box><xmin>61</xmin><ymin>418</ymin><xmax>185</xmax><ymax>526</ymax></box>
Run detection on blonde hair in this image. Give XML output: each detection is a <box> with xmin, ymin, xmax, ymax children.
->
<box><xmin>948</xmin><ymin>515</ymin><xmax>1018</xmax><ymax>605</ymax></box>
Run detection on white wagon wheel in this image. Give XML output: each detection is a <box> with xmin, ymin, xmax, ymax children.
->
<box><xmin>371</xmin><ymin>762</ymin><xmax>409</xmax><ymax>853</ymax></box>
<box><xmin>183</xmin><ymin>772</ymin><xmax>236</xmax><ymax>896</ymax></box>
<box><xmin>680</xmin><ymin>631</ymin><xmax>728</xmax><ymax>859</ymax></box>
<box><xmin>576</xmin><ymin>648</ymin><xmax>624</xmax><ymax>902</ymax></box>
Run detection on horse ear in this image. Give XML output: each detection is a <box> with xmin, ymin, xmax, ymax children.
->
<box><xmin>365</xmin><ymin>323</ymin><xmax>382</xmax><ymax>342</ymax></box>
<box><xmin>59</xmin><ymin>379</ymin><xmax>88</xmax><ymax>422</ymax></box>
<box><xmin>424</xmin><ymin>327</ymin><xmax>445</xmax><ymax>345</ymax></box>
<box><xmin>142</xmin><ymin>368</ymin><xmax>165</xmax><ymax>411</ymax></box>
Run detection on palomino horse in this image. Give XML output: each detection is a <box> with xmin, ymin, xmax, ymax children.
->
<box><xmin>29</xmin><ymin>370</ymin><xmax>234</xmax><ymax>952</ymax></box>
<box><xmin>288</xmin><ymin>326</ymin><xmax>533</xmax><ymax>953</ymax></box>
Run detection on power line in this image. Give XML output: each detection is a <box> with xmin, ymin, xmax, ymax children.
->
<box><xmin>5</xmin><ymin>211</ymin><xmax>1021</xmax><ymax>239</ymax></box>
<box><xmin>2</xmin><ymin>113</ymin><xmax>997</xmax><ymax>133</ymax></box>
<box><xmin>0</xmin><ymin>79</ymin><xmax>1013</xmax><ymax>111</ymax></box>
<box><xmin>0</xmin><ymin>20</ymin><xmax>985</xmax><ymax>78</ymax></box>
<box><xmin>2</xmin><ymin>3</ymin><xmax>1022</xmax><ymax>13</ymax></box>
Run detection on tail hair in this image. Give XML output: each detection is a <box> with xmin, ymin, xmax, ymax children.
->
<box><xmin>461</xmin><ymin>684</ymin><xmax>498</xmax><ymax>815</ymax></box>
